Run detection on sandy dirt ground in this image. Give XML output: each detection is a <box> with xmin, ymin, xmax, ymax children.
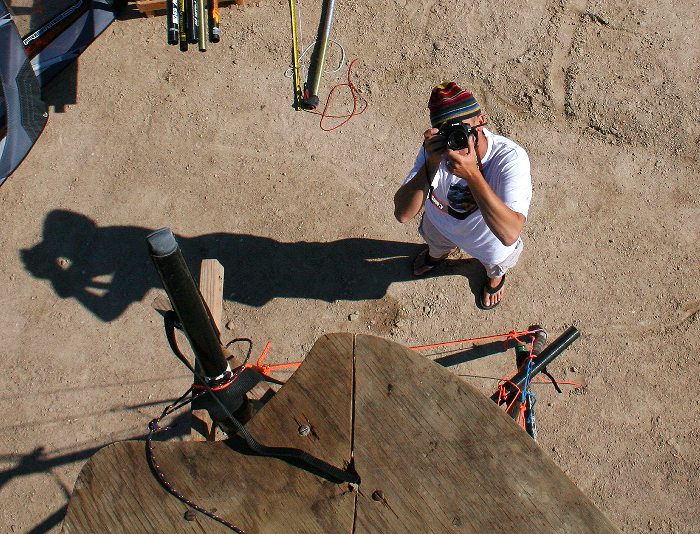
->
<box><xmin>1</xmin><ymin>0</ymin><xmax>699</xmax><ymax>531</ymax></box>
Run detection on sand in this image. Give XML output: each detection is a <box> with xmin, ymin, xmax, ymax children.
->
<box><xmin>0</xmin><ymin>0</ymin><xmax>698</xmax><ymax>531</ymax></box>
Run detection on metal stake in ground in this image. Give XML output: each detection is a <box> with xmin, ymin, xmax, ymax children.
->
<box><xmin>289</xmin><ymin>0</ymin><xmax>302</xmax><ymax>109</ymax></box>
<box><xmin>197</xmin><ymin>0</ymin><xmax>207</xmax><ymax>51</ymax></box>
<box><xmin>302</xmin><ymin>0</ymin><xmax>337</xmax><ymax>109</ymax></box>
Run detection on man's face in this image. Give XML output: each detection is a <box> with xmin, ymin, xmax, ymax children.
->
<box><xmin>461</xmin><ymin>114</ymin><xmax>486</xmax><ymax>128</ymax></box>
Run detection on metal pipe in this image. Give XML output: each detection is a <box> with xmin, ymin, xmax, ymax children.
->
<box><xmin>491</xmin><ymin>326</ymin><xmax>580</xmax><ymax>404</ymax></box>
<box><xmin>197</xmin><ymin>0</ymin><xmax>207</xmax><ymax>51</ymax></box>
<box><xmin>146</xmin><ymin>228</ymin><xmax>228</xmax><ymax>379</ymax></box>
<box><xmin>302</xmin><ymin>0</ymin><xmax>336</xmax><ymax>109</ymax></box>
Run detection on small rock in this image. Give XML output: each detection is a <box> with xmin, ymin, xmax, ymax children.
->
<box><xmin>349</xmin><ymin>312</ymin><xmax>359</xmax><ymax>321</ymax></box>
<box><xmin>226</xmin><ymin>321</ymin><xmax>235</xmax><ymax>330</ymax></box>
<box><xmin>433</xmin><ymin>41</ymin><xmax>445</xmax><ymax>51</ymax></box>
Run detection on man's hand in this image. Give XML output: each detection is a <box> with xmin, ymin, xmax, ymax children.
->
<box><xmin>394</xmin><ymin>129</ymin><xmax>444</xmax><ymax>223</ymax></box>
<box><xmin>423</xmin><ymin>128</ymin><xmax>447</xmax><ymax>167</ymax></box>
<box><xmin>445</xmin><ymin>134</ymin><xmax>480</xmax><ymax>180</ymax></box>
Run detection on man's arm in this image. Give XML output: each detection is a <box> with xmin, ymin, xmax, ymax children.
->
<box><xmin>394</xmin><ymin>129</ymin><xmax>444</xmax><ymax>223</ymax></box>
<box><xmin>447</xmin><ymin>136</ymin><xmax>525</xmax><ymax>246</ymax></box>
<box><xmin>393</xmin><ymin>165</ymin><xmax>430</xmax><ymax>223</ymax></box>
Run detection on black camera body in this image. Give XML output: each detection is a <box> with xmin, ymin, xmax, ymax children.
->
<box><xmin>438</xmin><ymin>121</ymin><xmax>478</xmax><ymax>150</ymax></box>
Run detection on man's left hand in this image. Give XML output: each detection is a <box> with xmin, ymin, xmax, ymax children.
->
<box><xmin>446</xmin><ymin>134</ymin><xmax>480</xmax><ymax>180</ymax></box>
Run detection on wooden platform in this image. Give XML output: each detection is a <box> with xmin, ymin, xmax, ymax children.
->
<box><xmin>62</xmin><ymin>333</ymin><xmax>618</xmax><ymax>533</ymax></box>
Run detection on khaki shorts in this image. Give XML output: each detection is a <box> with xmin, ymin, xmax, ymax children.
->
<box><xmin>418</xmin><ymin>214</ymin><xmax>523</xmax><ymax>279</ymax></box>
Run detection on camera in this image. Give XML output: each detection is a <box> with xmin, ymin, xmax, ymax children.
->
<box><xmin>438</xmin><ymin>121</ymin><xmax>478</xmax><ymax>150</ymax></box>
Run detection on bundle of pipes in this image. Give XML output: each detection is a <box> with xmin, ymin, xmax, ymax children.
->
<box><xmin>166</xmin><ymin>0</ymin><xmax>220</xmax><ymax>51</ymax></box>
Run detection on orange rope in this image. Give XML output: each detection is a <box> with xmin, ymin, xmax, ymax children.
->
<box><xmin>246</xmin><ymin>341</ymin><xmax>302</xmax><ymax>377</ymax></box>
<box><xmin>256</xmin><ymin>341</ymin><xmax>273</xmax><ymax>368</ymax></box>
<box><xmin>410</xmin><ymin>329</ymin><xmax>536</xmax><ymax>352</ymax></box>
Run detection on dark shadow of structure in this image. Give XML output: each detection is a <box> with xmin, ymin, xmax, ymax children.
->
<box><xmin>41</xmin><ymin>60</ymin><xmax>78</xmax><ymax>113</ymax></box>
<box><xmin>21</xmin><ymin>210</ymin><xmax>486</xmax><ymax>322</ymax></box>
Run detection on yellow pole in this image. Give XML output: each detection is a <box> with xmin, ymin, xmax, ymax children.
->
<box><xmin>289</xmin><ymin>0</ymin><xmax>303</xmax><ymax>109</ymax></box>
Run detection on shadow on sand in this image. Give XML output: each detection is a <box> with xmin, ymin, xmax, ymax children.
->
<box><xmin>21</xmin><ymin>210</ymin><xmax>488</xmax><ymax>322</ymax></box>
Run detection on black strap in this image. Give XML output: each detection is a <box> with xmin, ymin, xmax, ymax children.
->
<box><xmin>541</xmin><ymin>366</ymin><xmax>563</xmax><ymax>394</ymax></box>
<box><xmin>162</xmin><ymin>311</ymin><xmax>359</xmax><ymax>484</ymax></box>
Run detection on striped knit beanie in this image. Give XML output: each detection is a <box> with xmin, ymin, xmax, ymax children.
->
<box><xmin>428</xmin><ymin>81</ymin><xmax>481</xmax><ymax>127</ymax></box>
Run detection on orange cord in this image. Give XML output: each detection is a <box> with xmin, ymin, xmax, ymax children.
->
<box><xmin>410</xmin><ymin>329</ymin><xmax>536</xmax><ymax>352</ymax></box>
<box><xmin>245</xmin><ymin>341</ymin><xmax>302</xmax><ymax>377</ymax></box>
<box><xmin>304</xmin><ymin>59</ymin><xmax>368</xmax><ymax>131</ymax></box>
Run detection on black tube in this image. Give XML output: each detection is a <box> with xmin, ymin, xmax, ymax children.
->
<box><xmin>491</xmin><ymin>326</ymin><xmax>580</xmax><ymax>404</ymax></box>
<box><xmin>178</xmin><ymin>0</ymin><xmax>188</xmax><ymax>51</ymax></box>
<box><xmin>188</xmin><ymin>0</ymin><xmax>198</xmax><ymax>44</ymax></box>
<box><xmin>166</xmin><ymin>0</ymin><xmax>180</xmax><ymax>45</ymax></box>
<box><xmin>146</xmin><ymin>228</ymin><xmax>229</xmax><ymax>379</ymax></box>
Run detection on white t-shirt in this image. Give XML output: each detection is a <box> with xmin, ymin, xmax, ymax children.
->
<box><xmin>404</xmin><ymin>128</ymin><xmax>532</xmax><ymax>265</ymax></box>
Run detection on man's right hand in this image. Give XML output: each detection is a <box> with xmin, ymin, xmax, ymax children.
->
<box><xmin>423</xmin><ymin>128</ymin><xmax>447</xmax><ymax>167</ymax></box>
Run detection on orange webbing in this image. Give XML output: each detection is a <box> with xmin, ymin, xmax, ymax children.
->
<box><xmin>246</xmin><ymin>341</ymin><xmax>302</xmax><ymax>377</ymax></box>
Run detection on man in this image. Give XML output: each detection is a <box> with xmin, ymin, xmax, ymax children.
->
<box><xmin>394</xmin><ymin>81</ymin><xmax>532</xmax><ymax>309</ymax></box>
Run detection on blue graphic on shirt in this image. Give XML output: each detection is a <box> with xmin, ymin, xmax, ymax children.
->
<box><xmin>446</xmin><ymin>182</ymin><xmax>478</xmax><ymax>216</ymax></box>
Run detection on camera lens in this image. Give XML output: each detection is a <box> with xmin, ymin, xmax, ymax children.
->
<box><xmin>448</xmin><ymin>131</ymin><xmax>469</xmax><ymax>150</ymax></box>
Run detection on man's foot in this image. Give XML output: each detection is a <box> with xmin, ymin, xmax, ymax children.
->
<box><xmin>412</xmin><ymin>247</ymin><xmax>455</xmax><ymax>276</ymax></box>
<box><xmin>477</xmin><ymin>274</ymin><xmax>506</xmax><ymax>310</ymax></box>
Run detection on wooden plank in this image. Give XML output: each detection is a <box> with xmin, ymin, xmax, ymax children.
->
<box><xmin>190</xmin><ymin>259</ymin><xmax>225</xmax><ymax>442</ymax></box>
<box><xmin>245</xmin><ymin>333</ymin><xmax>354</xmax><ymax>465</ymax></box>
<box><xmin>63</xmin><ymin>333</ymin><xmax>616</xmax><ymax>532</ymax></box>
<box><xmin>62</xmin><ymin>334</ymin><xmax>355</xmax><ymax>533</ymax></box>
<box><xmin>351</xmin><ymin>334</ymin><xmax>618</xmax><ymax>533</ymax></box>
<box><xmin>199</xmin><ymin>259</ymin><xmax>224</xmax><ymax>336</ymax></box>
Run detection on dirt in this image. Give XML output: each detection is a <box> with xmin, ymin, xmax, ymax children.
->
<box><xmin>0</xmin><ymin>0</ymin><xmax>698</xmax><ymax>532</ymax></box>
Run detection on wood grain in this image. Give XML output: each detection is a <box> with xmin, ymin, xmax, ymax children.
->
<box><xmin>199</xmin><ymin>259</ymin><xmax>224</xmax><ymax>336</ymax></box>
<box><xmin>62</xmin><ymin>333</ymin><xmax>355</xmax><ymax>533</ymax></box>
<box><xmin>352</xmin><ymin>334</ymin><xmax>618</xmax><ymax>533</ymax></box>
<box><xmin>191</xmin><ymin>259</ymin><xmax>225</xmax><ymax>442</ymax></box>
<box><xmin>63</xmin><ymin>333</ymin><xmax>617</xmax><ymax>533</ymax></box>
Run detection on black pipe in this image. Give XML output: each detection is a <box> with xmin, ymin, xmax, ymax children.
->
<box><xmin>146</xmin><ymin>228</ymin><xmax>229</xmax><ymax>379</ymax></box>
<box><xmin>491</xmin><ymin>326</ymin><xmax>580</xmax><ymax>404</ymax></box>
<box><xmin>166</xmin><ymin>0</ymin><xmax>180</xmax><ymax>45</ymax></box>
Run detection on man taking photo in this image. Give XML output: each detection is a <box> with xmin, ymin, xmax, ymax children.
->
<box><xmin>394</xmin><ymin>81</ymin><xmax>532</xmax><ymax>310</ymax></box>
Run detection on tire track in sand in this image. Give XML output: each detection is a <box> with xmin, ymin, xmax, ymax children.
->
<box><xmin>549</xmin><ymin>0</ymin><xmax>589</xmax><ymax>117</ymax></box>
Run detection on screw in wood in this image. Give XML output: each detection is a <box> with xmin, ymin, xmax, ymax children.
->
<box><xmin>184</xmin><ymin>510</ymin><xmax>196</xmax><ymax>521</ymax></box>
<box><xmin>298</xmin><ymin>424</ymin><xmax>311</xmax><ymax>436</ymax></box>
<box><xmin>372</xmin><ymin>490</ymin><xmax>384</xmax><ymax>502</ymax></box>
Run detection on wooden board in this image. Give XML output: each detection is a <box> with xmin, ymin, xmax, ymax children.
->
<box><xmin>199</xmin><ymin>259</ymin><xmax>224</xmax><ymax>336</ymax></box>
<box><xmin>191</xmin><ymin>259</ymin><xmax>225</xmax><ymax>442</ymax></box>
<box><xmin>352</xmin><ymin>334</ymin><xmax>618</xmax><ymax>533</ymax></box>
<box><xmin>63</xmin><ymin>333</ymin><xmax>618</xmax><ymax>533</ymax></box>
<box><xmin>62</xmin><ymin>334</ymin><xmax>355</xmax><ymax>533</ymax></box>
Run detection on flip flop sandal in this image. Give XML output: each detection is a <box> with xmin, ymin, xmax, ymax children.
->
<box><xmin>477</xmin><ymin>274</ymin><xmax>506</xmax><ymax>310</ymax></box>
<box><xmin>412</xmin><ymin>248</ymin><xmax>452</xmax><ymax>277</ymax></box>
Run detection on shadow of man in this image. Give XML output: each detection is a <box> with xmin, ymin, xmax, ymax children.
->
<box><xmin>21</xmin><ymin>210</ymin><xmax>434</xmax><ymax>321</ymax></box>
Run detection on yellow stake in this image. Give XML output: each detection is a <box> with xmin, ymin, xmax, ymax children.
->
<box><xmin>289</xmin><ymin>0</ymin><xmax>303</xmax><ymax>109</ymax></box>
